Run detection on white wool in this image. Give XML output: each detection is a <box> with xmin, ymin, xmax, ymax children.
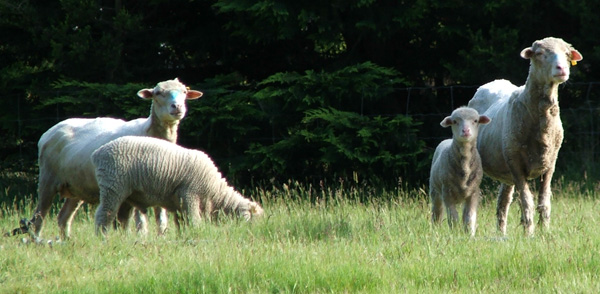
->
<box><xmin>92</xmin><ymin>136</ymin><xmax>263</xmax><ymax>236</ymax></box>
<box><xmin>429</xmin><ymin>107</ymin><xmax>490</xmax><ymax>236</ymax></box>
<box><xmin>29</xmin><ymin>78</ymin><xmax>202</xmax><ymax>240</ymax></box>
<box><xmin>467</xmin><ymin>37</ymin><xmax>583</xmax><ymax>235</ymax></box>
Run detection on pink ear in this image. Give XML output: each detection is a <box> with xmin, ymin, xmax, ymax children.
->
<box><xmin>478</xmin><ymin>115</ymin><xmax>491</xmax><ymax>125</ymax></box>
<box><xmin>520</xmin><ymin>47</ymin><xmax>534</xmax><ymax>59</ymax></box>
<box><xmin>440</xmin><ymin>117</ymin><xmax>453</xmax><ymax>128</ymax></box>
<box><xmin>186</xmin><ymin>90</ymin><xmax>203</xmax><ymax>100</ymax></box>
<box><xmin>571</xmin><ymin>49</ymin><xmax>583</xmax><ymax>62</ymax></box>
<box><xmin>137</xmin><ymin>89</ymin><xmax>154</xmax><ymax>99</ymax></box>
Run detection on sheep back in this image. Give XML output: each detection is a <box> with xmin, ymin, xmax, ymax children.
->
<box><xmin>39</xmin><ymin>117</ymin><xmax>151</xmax><ymax>203</ymax></box>
<box><xmin>467</xmin><ymin>79</ymin><xmax>519</xmax><ymax>114</ymax></box>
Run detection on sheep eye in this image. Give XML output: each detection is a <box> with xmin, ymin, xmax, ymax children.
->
<box><xmin>452</xmin><ymin>120</ymin><xmax>457</xmax><ymax>124</ymax></box>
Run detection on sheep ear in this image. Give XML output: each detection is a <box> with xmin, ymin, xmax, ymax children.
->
<box><xmin>137</xmin><ymin>89</ymin><xmax>154</xmax><ymax>100</ymax></box>
<box><xmin>478</xmin><ymin>115</ymin><xmax>491</xmax><ymax>125</ymax></box>
<box><xmin>571</xmin><ymin>49</ymin><xmax>583</xmax><ymax>62</ymax></box>
<box><xmin>520</xmin><ymin>47</ymin><xmax>534</xmax><ymax>59</ymax></box>
<box><xmin>186</xmin><ymin>90</ymin><xmax>203</xmax><ymax>100</ymax></box>
<box><xmin>440</xmin><ymin>116</ymin><xmax>453</xmax><ymax>128</ymax></box>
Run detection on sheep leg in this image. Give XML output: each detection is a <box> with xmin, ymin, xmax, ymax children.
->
<box><xmin>496</xmin><ymin>184</ymin><xmax>514</xmax><ymax>236</ymax></box>
<box><xmin>57</xmin><ymin>198</ymin><xmax>84</xmax><ymax>240</ymax></box>
<box><xmin>31</xmin><ymin>178</ymin><xmax>57</xmax><ymax>238</ymax></box>
<box><xmin>155</xmin><ymin>207</ymin><xmax>168</xmax><ymax>235</ymax></box>
<box><xmin>95</xmin><ymin>190</ymin><xmax>128</xmax><ymax>237</ymax></box>
<box><xmin>430</xmin><ymin>189</ymin><xmax>444</xmax><ymax>224</ymax></box>
<box><xmin>514</xmin><ymin>179</ymin><xmax>535</xmax><ymax>236</ymax></box>
<box><xmin>537</xmin><ymin>170</ymin><xmax>553</xmax><ymax>230</ymax></box>
<box><xmin>463</xmin><ymin>194</ymin><xmax>479</xmax><ymax>237</ymax></box>
<box><xmin>173</xmin><ymin>212</ymin><xmax>183</xmax><ymax>232</ymax></box>
<box><xmin>133</xmin><ymin>208</ymin><xmax>149</xmax><ymax>236</ymax></box>
<box><xmin>115</xmin><ymin>202</ymin><xmax>135</xmax><ymax>231</ymax></box>
<box><xmin>444</xmin><ymin>200</ymin><xmax>459</xmax><ymax>230</ymax></box>
<box><xmin>175</xmin><ymin>189</ymin><xmax>202</xmax><ymax>228</ymax></box>
<box><xmin>183</xmin><ymin>199</ymin><xmax>202</xmax><ymax>227</ymax></box>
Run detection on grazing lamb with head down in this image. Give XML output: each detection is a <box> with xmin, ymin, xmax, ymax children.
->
<box><xmin>430</xmin><ymin>107</ymin><xmax>490</xmax><ymax>236</ymax></box>
<box><xmin>92</xmin><ymin>136</ymin><xmax>264</xmax><ymax>236</ymax></box>
<box><xmin>28</xmin><ymin>78</ymin><xmax>203</xmax><ymax>240</ymax></box>
<box><xmin>467</xmin><ymin>37</ymin><xmax>583</xmax><ymax>236</ymax></box>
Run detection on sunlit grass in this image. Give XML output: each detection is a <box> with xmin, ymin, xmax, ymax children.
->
<box><xmin>1</xmin><ymin>183</ymin><xmax>600</xmax><ymax>293</ymax></box>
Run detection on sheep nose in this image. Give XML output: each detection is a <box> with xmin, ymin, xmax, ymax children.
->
<box><xmin>462</xmin><ymin>128</ymin><xmax>471</xmax><ymax>137</ymax></box>
<box><xmin>171</xmin><ymin>103</ymin><xmax>184</xmax><ymax>112</ymax></box>
<box><xmin>555</xmin><ymin>65</ymin><xmax>568</xmax><ymax>77</ymax></box>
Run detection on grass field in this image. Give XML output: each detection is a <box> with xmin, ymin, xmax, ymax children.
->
<box><xmin>1</xmin><ymin>183</ymin><xmax>600</xmax><ymax>293</ymax></box>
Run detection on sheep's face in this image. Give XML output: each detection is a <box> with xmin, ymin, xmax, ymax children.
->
<box><xmin>520</xmin><ymin>37</ymin><xmax>583</xmax><ymax>84</ymax></box>
<box><xmin>137</xmin><ymin>78</ymin><xmax>203</xmax><ymax>122</ymax></box>
<box><xmin>441</xmin><ymin>107</ymin><xmax>491</xmax><ymax>144</ymax></box>
<box><xmin>241</xmin><ymin>202</ymin><xmax>264</xmax><ymax>221</ymax></box>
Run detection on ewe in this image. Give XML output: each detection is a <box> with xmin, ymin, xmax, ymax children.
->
<box><xmin>92</xmin><ymin>136</ymin><xmax>264</xmax><ymax>236</ymax></box>
<box><xmin>28</xmin><ymin>78</ymin><xmax>202</xmax><ymax>240</ymax></box>
<box><xmin>430</xmin><ymin>107</ymin><xmax>490</xmax><ymax>236</ymax></box>
<box><xmin>467</xmin><ymin>37</ymin><xmax>582</xmax><ymax>235</ymax></box>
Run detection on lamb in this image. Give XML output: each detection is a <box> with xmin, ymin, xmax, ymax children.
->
<box><xmin>429</xmin><ymin>107</ymin><xmax>490</xmax><ymax>236</ymax></box>
<box><xmin>27</xmin><ymin>78</ymin><xmax>203</xmax><ymax>240</ymax></box>
<box><xmin>91</xmin><ymin>136</ymin><xmax>264</xmax><ymax>236</ymax></box>
<box><xmin>467</xmin><ymin>37</ymin><xmax>583</xmax><ymax>236</ymax></box>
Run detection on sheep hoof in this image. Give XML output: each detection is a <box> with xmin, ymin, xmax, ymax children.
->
<box><xmin>524</xmin><ymin>225</ymin><xmax>535</xmax><ymax>237</ymax></box>
<box><xmin>497</xmin><ymin>221</ymin><xmax>507</xmax><ymax>236</ymax></box>
<box><xmin>539</xmin><ymin>218</ymin><xmax>551</xmax><ymax>230</ymax></box>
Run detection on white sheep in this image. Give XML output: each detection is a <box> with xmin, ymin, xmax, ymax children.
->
<box><xmin>29</xmin><ymin>78</ymin><xmax>203</xmax><ymax>240</ymax></box>
<box><xmin>91</xmin><ymin>136</ymin><xmax>264</xmax><ymax>236</ymax></box>
<box><xmin>430</xmin><ymin>107</ymin><xmax>490</xmax><ymax>236</ymax></box>
<box><xmin>467</xmin><ymin>37</ymin><xmax>583</xmax><ymax>235</ymax></box>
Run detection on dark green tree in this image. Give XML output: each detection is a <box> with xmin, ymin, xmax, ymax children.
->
<box><xmin>2</xmin><ymin>0</ymin><xmax>600</xmax><ymax>194</ymax></box>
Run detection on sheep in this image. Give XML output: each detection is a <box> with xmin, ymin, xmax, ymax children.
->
<box><xmin>27</xmin><ymin>78</ymin><xmax>203</xmax><ymax>240</ymax></box>
<box><xmin>429</xmin><ymin>107</ymin><xmax>490</xmax><ymax>236</ymax></box>
<box><xmin>91</xmin><ymin>136</ymin><xmax>264</xmax><ymax>236</ymax></box>
<box><xmin>467</xmin><ymin>37</ymin><xmax>583</xmax><ymax>236</ymax></box>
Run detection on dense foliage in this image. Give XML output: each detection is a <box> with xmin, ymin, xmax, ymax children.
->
<box><xmin>1</xmin><ymin>0</ymin><xmax>600</xmax><ymax>190</ymax></box>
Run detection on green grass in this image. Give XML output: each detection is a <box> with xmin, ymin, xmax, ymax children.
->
<box><xmin>1</xmin><ymin>183</ymin><xmax>600</xmax><ymax>293</ymax></box>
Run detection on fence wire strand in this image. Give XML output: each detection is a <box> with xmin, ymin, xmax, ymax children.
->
<box><xmin>3</xmin><ymin>82</ymin><xmax>600</xmax><ymax>174</ymax></box>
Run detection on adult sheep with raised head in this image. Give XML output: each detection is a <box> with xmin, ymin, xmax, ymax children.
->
<box><xmin>430</xmin><ymin>107</ymin><xmax>490</xmax><ymax>236</ymax></box>
<box><xmin>92</xmin><ymin>136</ymin><xmax>264</xmax><ymax>236</ymax></box>
<box><xmin>467</xmin><ymin>37</ymin><xmax>582</xmax><ymax>236</ymax></box>
<box><xmin>26</xmin><ymin>78</ymin><xmax>203</xmax><ymax>240</ymax></box>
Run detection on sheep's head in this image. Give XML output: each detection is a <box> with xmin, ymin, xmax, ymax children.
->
<box><xmin>137</xmin><ymin>78</ymin><xmax>203</xmax><ymax>122</ymax></box>
<box><xmin>441</xmin><ymin>107</ymin><xmax>490</xmax><ymax>143</ymax></box>
<box><xmin>520</xmin><ymin>37</ymin><xmax>583</xmax><ymax>84</ymax></box>
<box><xmin>242</xmin><ymin>201</ymin><xmax>264</xmax><ymax>221</ymax></box>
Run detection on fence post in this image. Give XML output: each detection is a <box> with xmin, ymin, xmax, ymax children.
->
<box><xmin>450</xmin><ymin>85</ymin><xmax>454</xmax><ymax>110</ymax></box>
<box><xmin>585</xmin><ymin>83</ymin><xmax>594</xmax><ymax>167</ymax></box>
<box><xmin>406</xmin><ymin>87</ymin><xmax>411</xmax><ymax>116</ymax></box>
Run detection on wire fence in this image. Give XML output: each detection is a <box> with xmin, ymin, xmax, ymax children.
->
<box><xmin>3</xmin><ymin>81</ymin><xmax>600</xmax><ymax>179</ymax></box>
